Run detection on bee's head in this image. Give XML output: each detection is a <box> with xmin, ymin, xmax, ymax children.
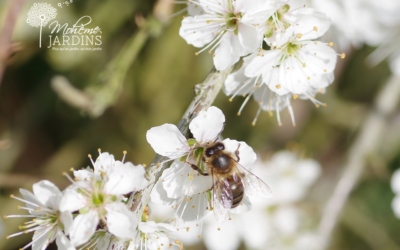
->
<box><xmin>205</xmin><ymin>142</ymin><xmax>225</xmax><ymax>157</ymax></box>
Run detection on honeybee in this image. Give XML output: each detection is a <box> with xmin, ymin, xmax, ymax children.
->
<box><xmin>188</xmin><ymin>141</ymin><xmax>272</xmax><ymax>222</ymax></box>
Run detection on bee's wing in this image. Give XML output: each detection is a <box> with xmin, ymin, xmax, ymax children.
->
<box><xmin>211</xmin><ymin>169</ymin><xmax>233</xmax><ymax>223</ymax></box>
<box><xmin>234</xmin><ymin>162</ymin><xmax>273</xmax><ymax>199</ymax></box>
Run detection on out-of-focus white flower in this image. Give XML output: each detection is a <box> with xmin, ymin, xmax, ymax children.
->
<box><xmin>60</xmin><ymin>151</ymin><xmax>148</xmax><ymax>246</ymax></box>
<box><xmin>245</xmin><ymin>21</ymin><xmax>339</xmax><ymax>96</ymax></box>
<box><xmin>179</xmin><ymin>0</ymin><xmax>262</xmax><ymax>70</ymax></box>
<box><xmin>391</xmin><ymin>169</ymin><xmax>400</xmax><ymax>218</ymax></box>
<box><xmin>254</xmin><ymin>150</ymin><xmax>321</xmax><ymax>206</ymax></box>
<box><xmin>5</xmin><ymin>180</ymin><xmax>74</xmax><ymax>250</ymax></box>
<box><xmin>224</xmin><ymin>53</ymin><xmax>333</xmax><ymax>126</ymax></box>
<box><xmin>128</xmin><ymin>221</ymin><xmax>182</xmax><ymax>250</ymax></box>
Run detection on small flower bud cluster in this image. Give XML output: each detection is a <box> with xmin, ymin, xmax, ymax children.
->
<box><xmin>177</xmin><ymin>0</ymin><xmax>345</xmax><ymax>125</ymax></box>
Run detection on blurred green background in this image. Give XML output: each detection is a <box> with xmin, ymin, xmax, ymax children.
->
<box><xmin>1</xmin><ymin>0</ymin><xmax>400</xmax><ymax>249</ymax></box>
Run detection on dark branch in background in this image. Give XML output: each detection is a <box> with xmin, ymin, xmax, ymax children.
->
<box><xmin>0</xmin><ymin>0</ymin><xmax>26</xmax><ymax>88</ymax></box>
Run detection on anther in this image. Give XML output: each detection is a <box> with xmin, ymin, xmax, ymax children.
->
<box><xmin>296</xmin><ymin>33</ymin><xmax>302</xmax><ymax>39</ymax></box>
<box><xmin>156</xmin><ymin>163</ymin><xmax>161</xmax><ymax>166</ymax></box>
<box><xmin>229</xmin><ymin>98</ymin><xmax>233</xmax><ymax>102</ymax></box>
<box><xmin>217</xmin><ymin>228</ymin><xmax>220</xmax><ymax>231</ymax></box>
<box><xmin>329</xmin><ymin>42</ymin><xmax>334</xmax><ymax>47</ymax></box>
<box><xmin>143</xmin><ymin>164</ymin><xmax>147</xmax><ymax>167</ymax></box>
<box><xmin>316</xmin><ymin>104</ymin><xmax>320</xmax><ymax>108</ymax></box>
<box><xmin>88</xmin><ymin>154</ymin><xmax>92</xmax><ymax>158</ymax></box>
<box><xmin>175</xmin><ymin>240</ymin><xmax>180</xmax><ymax>244</ymax></box>
<box><xmin>323</xmin><ymin>103</ymin><xmax>327</xmax><ymax>107</ymax></box>
<box><xmin>69</xmin><ymin>168</ymin><xmax>74</xmax><ymax>172</ymax></box>
<box><xmin>62</xmin><ymin>172</ymin><xmax>67</xmax><ymax>176</ymax></box>
<box><xmin>98</xmin><ymin>148</ymin><xmax>101</xmax><ymax>152</ymax></box>
<box><xmin>318</xmin><ymin>89</ymin><xmax>323</xmax><ymax>93</ymax></box>
<box><xmin>252</xmin><ymin>122</ymin><xmax>256</xmax><ymax>126</ymax></box>
<box><xmin>198</xmin><ymin>235</ymin><xmax>202</xmax><ymax>238</ymax></box>
<box><xmin>123</xmin><ymin>150</ymin><xmax>127</xmax><ymax>154</ymax></box>
<box><xmin>186</xmin><ymin>227</ymin><xmax>190</xmax><ymax>232</ymax></box>
<box><xmin>293</xmin><ymin>94</ymin><xmax>299</xmax><ymax>99</ymax></box>
<box><xmin>276</xmin><ymin>84</ymin><xmax>281</xmax><ymax>89</ymax></box>
<box><xmin>341</xmin><ymin>53</ymin><xmax>346</xmax><ymax>59</ymax></box>
<box><xmin>237</xmin><ymin>112</ymin><xmax>241</xmax><ymax>116</ymax></box>
<box><xmin>195</xmin><ymin>52</ymin><xmax>199</xmax><ymax>56</ymax></box>
<box><xmin>10</xmin><ymin>194</ymin><xmax>14</xmax><ymax>198</ymax></box>
<box><xmin>313</xmin><ymin>26</ymin><xmax>318</xmax><ymax>31</ymax></box>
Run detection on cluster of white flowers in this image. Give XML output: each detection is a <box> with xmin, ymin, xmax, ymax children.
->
<box><xmin>391</xmin><ymin>169</ymin><xmax>400</xmax><ymax>219</ymax></box>
<box><xmin>5</xmin><ymin>106</ymin><xmax>272</xmax><ymax>250</ymax></box>
<box><xmin>178</xmin><ymin>0</ymin><xmax>344</xmax><ymax>125</ymax></box>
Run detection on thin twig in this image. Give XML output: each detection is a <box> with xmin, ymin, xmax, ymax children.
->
<box><xmin>106</xmin><ymin>65</ymin><xmax>236</xmax><ymax>250</ymax></box>
<box><xmin>318</xmin><ymin>74</ymin><xmax>400</xmax><ymax>249</ymax></box>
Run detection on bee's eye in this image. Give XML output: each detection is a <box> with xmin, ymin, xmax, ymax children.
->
<box><xmin>206</xmin><ymin>149</ymin><xmax>214</xmax><ymax>156</ymax></box>
<box><xmin>216</xmin><ymin>144</ymin><xmax>224</xmax><ymax>151</ymax></box>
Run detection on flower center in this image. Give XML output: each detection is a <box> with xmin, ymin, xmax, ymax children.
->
<box><xmin>91</xmin><ymin>192</ymin><xmax>105</xmax><ymax>207</ymax></box>
<box><xmin>265</xmin><ymin>4</ymin><xmax>291</xmax><ymax>38</ymax></box>
<box><xmin>225</xmin><ymin>12</ymin><xmax>242</xmax><ymax>35</ymax></box>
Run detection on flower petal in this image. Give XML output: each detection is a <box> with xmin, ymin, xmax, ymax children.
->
<box><xmin>105</xmin><ymin>202</ymin><xmax>138</xmax><ymax>239</ymax></box>
<box><xmin>59</xmin><ymin>211</ymin><xmax>73</xmax><ymax>235</ymax></box>
<box><xmin>189</xmin><ymin>106</ymin><xmax>225</xmax><ymax>143</ymax></box>
<box><xmin>213</xmin><ymin>34</ymin><xmax>241</xmax><ymax>71</ymax></box>
<box><xmin>104</xmin><ymin>162</ymin><xmax>148</xmax><ymax>195</ymax></box>
<box><xmin>146</xmin><ymin>124</ymin><xmax>190</xmax><ymax>159</ymax></box>
<box><xmin>33</xmin><ymin>180</ymin><xmax>62</xmax><ymax>210</ymax></box>
<box><xmin>59</xmin><ymin>187</ymin><xmax>87</xmax><ymax>213</ymax></box>
<box><xmin>238</xmin><ymin>23</ymin><xmax>259</xmax><ymax>54</ymax></box>
<box><xmin>139</xmin><ymin>221</ymin><xmax>158</xmax><ymax>233</ymax></box>
<box><xmin>69</xmin><ymin>210</ymin><xmax>99</xmax><ymax>246</ymax></box>
<box><xmin>222</xmin><ymin>139</ymin><xmax>257</xmax><ymax>169</ymax></box>
<box><xmin>56</xmin><ymin>231</ymin><xmax>76</xmax><ymax>250</ymax></box>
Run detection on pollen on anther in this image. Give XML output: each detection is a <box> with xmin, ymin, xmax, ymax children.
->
<box><xmin>157</xmin><ymin>163</ymin><xmax>161</xmax><ymax>167</ymax></box>
<box><xmin>323</xmin><ymin>103</ymin><xmax>327</xmax><ymax>107</ymax></box>
<box><xmin>186</xmin><ymin>227</ymin><xmax>190</xmax><ymax>232</ymax></box>
<box><xmin>98</xmin><ymin>148</ymin><xmax>101</xmax><ymax>152</ymax></box>
<box><xmin>208</xmin><ymin>50</ymin><xmax>211</xmax><ymax>54</ymax></box>
<box><xmin>341</xmin><ymin>53</ymin><xmax>346</xmax><ymax>59</ymax></box>
<box><xmin>175</xmin><ymin>240</ymin><xmax>180</xmax><ymax>244</ymax></box>
<box><xmin>229</xmin><ymin>98</ymin><xmax>233</xmax><ymax>102</ymax></box>
<box><xmin>237</xmin><ymin>112</ymin><xmax>241</xmax><ymax>116</ymax></box>
<box><xmin>313</xmin><ymin>26</ymin><xmax>318</xmax><ymax>31</ymax></box>
<box><xmin>328</xmin><ymin>42</ymin><xmax>334</xmax><ymax>47</ymax></box>
<box><xmin>198</xmin><ymin>235</ymin><xmax>202</xmax><ymax>238</ymax></box>
<box><xmin>318</xmin><ymin>89</ymin><xmax>323</xmax><ymax>93</ymax></box>
<box><xmin>252</xmin><ymin>122</ymin><xmax>256</xmax><ymax>126</ymax></box>
<box><xmin>143</xmin><ymin>164</ymin><xmax>147</xmax><ymax>167</ymax></box>
<box><xmin>293</xmin><ymin>95</ymin><xmax>299</xmax><ymax>99</ymax></box>
<box><xmin>296</xmin><ymin>33</ymin><xmax>302</xmax><ymax>39</ymax></box>
<box><xmin>316</xmin><ymin>104</ymin><xmax>320</xmax><ymax>108</ymax></box>
<box><xmin>10</xmin><ymin>194</ymin><xmax>14</xmax><ymax>198</ymax></box>
<box><xmin>195</xmin><ymin>52</ymin><xmax>199</xmax><ymax>56</ymax></box>
<box><xmin>123</xmin><ymin>150</ymin><xmax>127</xmax><ymax>154</ymax></box>
<box><xmin>307</xmin><ymin>77</ymin><xmax>310</xmax><ymax>80</ymax></box>
<box><xmin>276</xmin><ymin>84</ymin><xmax>281</xmax><ymax>89</ymax></box>
<box><xmin>217</xmin><ymin>228</ymin><xmax>221</xmax><ymax>231</ymax></box>
<box><xmin>213</xmin><ymin>54</ymin><xmax>216</xmax><ymax>57</ymax></box>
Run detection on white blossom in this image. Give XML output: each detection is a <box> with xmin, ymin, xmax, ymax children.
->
<box><xmin>5</xmin><ymin>180</ymin><xmax>74</xmax><ymax>250</ymax></box>
<box><xmin>245</xmin><ymin>17</ymin><xmax>340</xmax><ymax>96</ymax></box>
<box><xmin>128</xmin><ymin>221</ymin><xmax>182</xmax><ymax>250</ymax></box>
<box><xmin>224</xmin><ymin>53</ymin><xmax>333</xmax><ymax>126</ymax></box>
<box><xmin>148</xmin><ymin>106</ymin><xmax>267</xmax><ymax>230</ymax></box>
<box><xmin>179</xmin><ymin>0</ymin><xmax>262</xmax><ymax>70</ymax></box>
<box><xmin>60</xmin><ymin>151</ymin><xmax>149</xmax><ymax>246</ymax></box>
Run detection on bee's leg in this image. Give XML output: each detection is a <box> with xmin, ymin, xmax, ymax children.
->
<box><xmin>185</xmin><ymin>161</ymin><xmax>209</xmax><ymax>176</ymax></box>
<box><xmin>235</xmin><ymin>143</ymin><xmax>241</xmax><ymax>162</ymax></box>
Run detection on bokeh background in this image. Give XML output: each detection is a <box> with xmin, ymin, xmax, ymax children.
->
<box><xmin>1</xmin><ymin>0</ymin><xmax>400</xmax><ymax>249</ymax></box>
